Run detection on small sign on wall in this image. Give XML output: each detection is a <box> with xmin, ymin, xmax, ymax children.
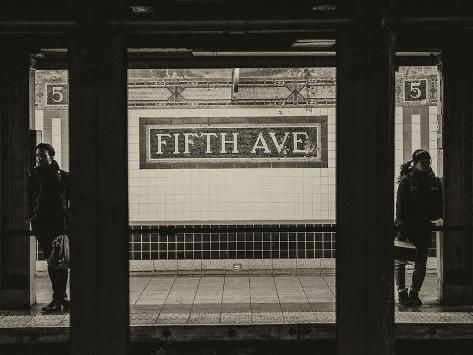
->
<box><xmin>140</xmin><ymin>116</ymin><xmax>328</xmax><ymax>169</ymax></box>
<box><xmin>404</xmin><ymin>79</ymin><xmax>427</xmax><ymax>102</ymax></box>
<box><xmin>46</xmin><ymin>84</ymin><xmax>69</xmax><ymax>106</ymax></box>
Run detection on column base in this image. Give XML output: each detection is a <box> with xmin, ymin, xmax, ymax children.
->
<box><xmin>438</xmin><ymin>284</ymin><xmax>473</xmax><ymax>305</ymax></box>
<box><xmin>0</xmin><ymin>289</ymin><xmax>31</xmax><ymax>309</ymax></box>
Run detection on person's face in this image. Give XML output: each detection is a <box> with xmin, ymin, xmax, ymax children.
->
<box><xmin>35</xmin><ymin>148</ymin><xmax>53</xmax><ymax>167</ymax></box>
<box><xmin>414</xmin><ymin>158</ymin><xmax>431</xmax><ymax>172</ymax></box>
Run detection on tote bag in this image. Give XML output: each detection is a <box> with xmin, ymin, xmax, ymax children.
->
<box><xmin>47</xmin><ymin>234</ymin><xmax>70</xmax><ymax>270</ymax></box>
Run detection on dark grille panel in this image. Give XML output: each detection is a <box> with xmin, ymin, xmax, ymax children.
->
<box><xmin>36</xmin><ymin>224</ymin><xmax>438</xmax><ymax>260</ymax></box>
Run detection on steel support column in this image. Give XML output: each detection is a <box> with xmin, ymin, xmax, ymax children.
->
<box><xmin>68</xmin><ymin>14</ymin><xmax>129</xmax><ymax>355</ymax></box>
<box><xmin>0</xmin><ymin>50</ymin><xmax>36</xmax><ymax>308</ymax></box>
<box><xmin>336</xmin><ymin>1</ymin><xmax>395</xmax><ymax>354</ymax></box>
<box><xmin>439</xmin><ymin>41</ymin><xmax>473</xmax><ymax>304</ymax></box>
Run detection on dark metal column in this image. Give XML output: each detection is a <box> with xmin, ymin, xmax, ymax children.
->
<box><xmin>0</xmin><ymin>50</ymin><xmax>36</xmax><ymax>308</ymax></box>
<box><xmin>336</xmin><ymin>2</ymin><xmax>395</xmax><ymax>354</ymax></box>
<box><xmin>68</xmin><ymin>12</ymin><xmax>129</xmax><ymax>355</ymax></box>
<box><xmin>439</xmin><ymin>42</ymin><xmax>473</xmax><ymax>304</ymax></box>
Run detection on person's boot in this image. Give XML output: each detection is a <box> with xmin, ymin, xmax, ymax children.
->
<box><xmin>41</xmin><ymin>299</ymin><xmax>62</xmax><ymax>313</ymax></box>
<box><xmin>61</xmin><ymin>298</ymin><xmax>71</xmax><ymax>312</ymax></box>
<box><xmin>408</xmin><ymin>289</ymin><xmax>422</xmax><ymax>306</ymax></box>
<box><xmin>398</xmin><ymin>289</ymin><xmax>409</xmax><ymax>306</ymax></box>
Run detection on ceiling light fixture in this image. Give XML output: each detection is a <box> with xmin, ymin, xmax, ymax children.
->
<box><xmin>130</xmin><ymin>6</ymin><xmax>155</xmax><ymax>14</ymax></box>
<box><xmin>192</xmin><ymin>51</ymin><xmax>335</xmax><ymax>57</ymax></box>
<box><xmin>128</xmin><ymin>48</ymin><xmax>193</xmax><ymax>54</ymax></box>
<box><xmin>312</xmin><ymin>4</ymin><xmax>336</xmax><ymax>11</ymax></box>
<box><xmin>395</xmin><ymin>51</ymin><xmax>440</xmax><ymax>57</ymax></box>
<box><xmin>291</xmin><ymin>39</ymin><xmax>336</xmax><ymax>49</ymax></box>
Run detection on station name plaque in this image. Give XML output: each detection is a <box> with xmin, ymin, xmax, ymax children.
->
<box><xmin>139</xmin><ymin>116</ymin><xmax>328</xmax><ymax>169</ymax></box>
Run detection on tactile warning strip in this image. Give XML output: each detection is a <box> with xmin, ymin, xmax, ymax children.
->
<box><xmin>26</xmin><ymin>314</ymin><xmax>66</xmax><ymax>327</ymax></box>
<box><xmin>0</xmin><ymin>315</ymin><xmax>35</xmax><ymax>327</ymax></box>
<box><xmin>130</xmin><ymin>312</ymin><xmax>160</xmax><ymax>325</ymax></box>
<box><xmin>188</xmin><ymin>312</ymin><xmax>221</xmax><ymax>324</ymax></box>
<box><xmin>396</xmin><ymin>312</ymin><xmax>473</xmax><ymax>323</ymax></box>
<box><xmin>0</xmin><ymin>311</ymin><xmax>473</xmax><ymax>327</ymax></box>
<box><xmin>251</xmin><ymin>312</ymin><xmax>285</xmax><ymax>323</ymax></box>
<box><xmin>220</xmin><ymin>312</ymin><xmax>251</xmax><ymax>324</ymax></box>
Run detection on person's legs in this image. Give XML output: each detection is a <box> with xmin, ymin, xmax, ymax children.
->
<box><xmin>394</xmin><ymin>262</ymin><xmax>409</xmax><ymax>306</ymax></box>
<box><xmin>409</xmin><ymin>243</ymin><xmax>429</xmax><ymax>305</ymax></box>
<box><xmin>411</xmin><ymin>245</ymin><xmax>429</xmax><ymax>292</ymax></box>
<box><xmin>54</xmin><ymin>269</ymin><xmax>68</xmax><ymax>299</ymax></box>
<box><xmin>394</xmin><ymin>263</ymin><xmax>406</xmax><ymax>291</ymax></box>
<box><xmin>37</xmin><ymin>232</ymin><xmax>62</xmax><ymax>311</ymax></box>
<box><xmin>37</xmin><ymin>233</ymin><xmax>54</xmax><ymax>292</ymax></box>
<box><xmin>59</xmin><ymin>270</ymin><xmax>70</xmax><ymax>310</ymax></box>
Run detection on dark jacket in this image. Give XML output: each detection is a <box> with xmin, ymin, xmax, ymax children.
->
<box><xmin>27</xmin><ymin>160</ymin><xmax>70</xmax><ymax>234</ymax></box>
<box><xmin>395</xmin><ymin>168</ymin><xmax>443</xmax><ymax>245</ymax></box>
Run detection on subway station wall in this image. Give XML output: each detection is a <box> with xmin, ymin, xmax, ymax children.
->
<box><xmin>34</xmin><ymin>66</ymin><xmax>440</xmax><ymax>260</ymax></box>
<box><xmin>34</xmin><ymin>67</ymin><xmax>439</xmax><ymax>225</ymax></box>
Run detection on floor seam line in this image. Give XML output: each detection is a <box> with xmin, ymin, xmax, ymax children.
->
<box><xmin>219</xmin><ymin>275</ymin><xmax>226</xmax><ymax>323</ymax></box>
<box><xmin>297</xmin><ymin>274</ymin><xmax>313</xmax><ymax>314</ymax></box>
<box><xmin>187</xmin><ymin>276</ymin><xmax>202</xmax><ymax>323</ymax></box>
<box><xmin>272</xmin><ymin>275</ymin><xmax>283</xmax><ymax>322</ymax></box>
<box><xmin>133</xmin><ymin>275</ymin><xmax>153</xmax><ymax>309</ymax></box>
<box><xmin>321</xmin><ymin>273</ymin><xmax>335</xmax><ymax>297</ymax></box>
<box><xmin>249</xmin><ymin>276</ymin><xmax>253</xmax><ymax>323</ymax></box>
<box><xmin>219</xmin><ymin>275</ymin><xmax>227</xmax><ymax>323</ymax></box>
<box><xmin>158</xmin><ymin>276</ymin><xmax>177</xmax><ymax>322</ymax></box>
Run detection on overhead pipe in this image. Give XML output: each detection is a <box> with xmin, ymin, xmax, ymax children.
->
<box><xmin>119</xmin><ymin>18</ymin><xmax>352</xmax><ymax>33</ymax></box>
<box><xmin>0</xmin><ymin>18</ymin><xmax>350</xmax><ymax>34</ymax></box>
<box><xmin>1</xmin><ymin>17</ymin><xmax>473</xmax><ymax>34</ymax></box>
<box><xmin>0</xmin><ymin>21</ymin><xmax>76</xmax><ymax>34</ymax></box>
<box><xmin>383</xmin><ymin>17</ymin><xmax>473</xmax><ymax>30</ymax></box>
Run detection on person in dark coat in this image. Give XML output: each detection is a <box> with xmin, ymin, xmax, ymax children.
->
<box><xmin>395</xmin><ymin>149</ymin><xmax>443</xmax><ymax>306</ymax></box>
<box><xmin>27</xmin><ymin>143</ymin><xmax>70</xmax><ymax>312</ymax></box>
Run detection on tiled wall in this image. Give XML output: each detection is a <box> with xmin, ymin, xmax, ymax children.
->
<box><xmin>37</xmin><ymin>223</ymin><xmax>436</xmax><ymax>261</ymax></box>
<box><xmin>128</xmin><ymin>107</ymin><xmax>336</xmax><ymax>224</ymax></box>
<box><xmin>394</xmin><ymin>105</ymin><xmax>439</xmax><ymax>184</ymax></box>
<box><xmin>34</xmin><ymin>66</ymin><xmax>440</xmax><ymax>261</ymax></box>
<box><xmin>129</xmin><ymin>224</ymin><xmax>336</xmax><ymax>260</ymax></box>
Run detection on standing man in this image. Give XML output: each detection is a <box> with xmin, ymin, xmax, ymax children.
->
<box><xmin>27</xmin><ymin>143</ymin><xmax>70</xmax><ymax>312</ymax></box>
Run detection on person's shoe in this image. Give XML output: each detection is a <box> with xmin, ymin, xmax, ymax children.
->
<box><xmin>398</xmin><ymin>289</ymin><xmax>409</xmax><ymax>306</ymax></box>
<box><xmin>41</xmin><ymin>300</ymin><xmax>57</xmax><ymax>312</ymax></box>
<box><xmin>61</xmin><ymin>299</ymin><xmax>71</xmax><ymax>312</ymax></box>
<box><xmin>41</xmin><ymin>299</ymin><xmax>62</xmax><ymax>313</ymax></box>
<box><xmin>408</xmin><ymin>289</ymin><xmax>422</xmax><ymax>306</ymax></box>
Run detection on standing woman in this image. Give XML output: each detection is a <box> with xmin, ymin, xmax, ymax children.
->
<box><xmin>395</xmin><ymin>149</ymin><xmax>443</xmax><ymax>306</ymax></box>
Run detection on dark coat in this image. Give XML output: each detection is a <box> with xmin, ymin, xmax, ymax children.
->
<box><xmin>27</xmin><ymin>160</ymin><xmax>70</xmax><ymax>234</ymax></box>
<box><xmin>395</xmin><ymin>168</ymin><xmax>443</xmax><ymax>247</ymax></box>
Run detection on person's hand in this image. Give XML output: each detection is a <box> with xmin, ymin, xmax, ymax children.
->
<box><xmin>395</xmin><ymin>221</ymin><xmax>405</xmax><ymax>230</ymax></box>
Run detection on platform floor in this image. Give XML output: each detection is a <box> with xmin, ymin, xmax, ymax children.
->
<box><xmin>1</xmin><ymin>271</ymin><xmax>473</xmax><ymax>343</ymax></box>
<box><xmin>5</xmin><ymin>272</ymin><xmax>473</xmax><ymax>319</ymax></box>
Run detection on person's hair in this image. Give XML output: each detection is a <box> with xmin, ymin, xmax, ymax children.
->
<box><xmin>411</xmin><ymin>149</ymin><xmax>431</xmax><ymax>163</ymax></box>
<box><xmin>35</xmin><ymin>143</ymin><xmax>55</xmax><ymax>157</ymax></box>
<box><xmin>397</xmin><ymin>149</ymin><xmax>432</xmax><ymax>182</ymax></box>
<box><xmin>398</xmin><ymin>160</ymin><xmax>414</xmax><ymax>182</ymax></box>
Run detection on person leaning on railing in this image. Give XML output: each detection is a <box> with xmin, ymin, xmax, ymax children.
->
<box><xmin>394</xmin><ymin>149</ymin><xmax>443</xmax><ymax>307</ymax></box>
<box><xmin>26</xmin><ymin>143</ymin><xmax>71</xmax><ymax>313</ymax></box>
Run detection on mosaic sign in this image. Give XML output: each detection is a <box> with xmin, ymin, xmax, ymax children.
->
<box><xmin>140</xmin><ymin>117</ymin><xmax>328</xmax><ymax>169</ymax></box>
<box><xmin>148</xmin><ymin>126</ymin><xmax>319</xmax><ymax>159</ymax></box>
<box><xmin>46</xmin><ymin>83</ymin><xmax>69</xmax><ymax>105</ymax></box>
<box><xmin>404</xmin><ymin>79</ymin><xmax>427</xmax><ymax>102</ymax></box>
